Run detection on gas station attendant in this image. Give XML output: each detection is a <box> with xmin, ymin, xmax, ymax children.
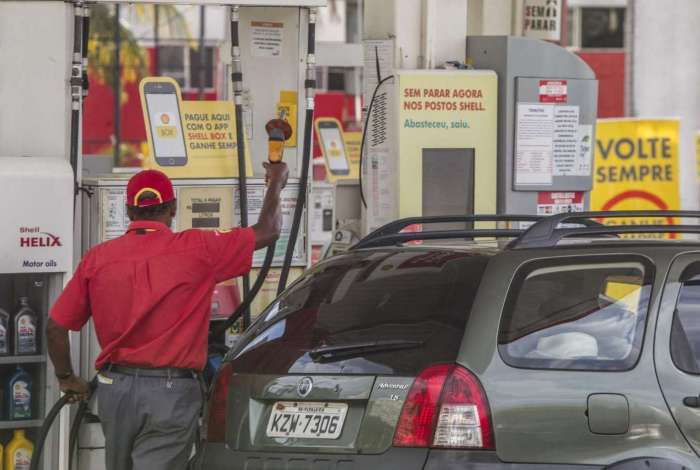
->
<box><xmin>46</xmin><ymin>163</ymin><xmax>288</xmax><ymax>470</ymax></box>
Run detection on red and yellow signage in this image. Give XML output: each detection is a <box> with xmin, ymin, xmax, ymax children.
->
<box><xmin>591</xmin><ymin>118</ymin><xmax>680</xmax><ymax>237</ymax></box>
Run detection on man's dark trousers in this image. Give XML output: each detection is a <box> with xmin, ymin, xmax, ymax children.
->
<box><xmin>97</xmin><ymin>369</ymin><xmax>202</xmax><ymax>470</ymax></box>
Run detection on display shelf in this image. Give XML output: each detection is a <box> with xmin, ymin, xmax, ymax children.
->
<box><xmin>0</xmin><ymin>419</ymin><xmax>43</xmax><ymax>430</ymax></box>
<box><xmin>0</xmin><ymin>355</ymin><xmax>46</xmax><ymax>365</ymax></box>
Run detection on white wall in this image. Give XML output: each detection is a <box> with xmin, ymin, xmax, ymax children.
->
<box><xmin>0</xmin><ymin>1</ymin><xmax>72</xmax><ymax>159</ymax></box>
<box><xmin>632</xmin><ymin>0</ymin><xmax>700</xmax><ymax>210</ymax></box>
<box><xmin>467</xmin><ymin>0</ymin><xmax>513</xmax><ymax>36</ymax></box>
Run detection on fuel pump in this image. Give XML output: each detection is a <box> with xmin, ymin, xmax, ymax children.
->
<box><xmin>26</xmin><ymin>2</ymin><xmax>322</xmax><ymax>469</ymax></box>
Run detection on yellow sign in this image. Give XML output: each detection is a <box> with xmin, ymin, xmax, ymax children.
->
<box><xmin>397</xmin><ymin>70</ymin><xmax>498</xmax><ymax>217</ymax></box>
<box><xmin>315</xmin><ymin>117</ymin><xmax>360</xmax><ymax>183</ymax></box>
<box><xmin>139</xmin><ymin>77</ymin><xmax>253</xmax><ymax>178</ymax></box>
<box><xmin>591</xmin><ymin>118</ymin><xmax>680</xmax><ymax>237</ymax></box>
<box><xmin>276</xmin><ymin>90</ymin><xmax>298</xmax><ymax>148</ymax></box>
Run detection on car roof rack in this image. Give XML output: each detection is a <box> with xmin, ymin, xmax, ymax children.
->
<box><xmin>510</xmin><ymin>210</ymin><xmax>700</xmax><ymax>249</ymax></box>
<box><xmin>351</xmin><ymin>211</ymin><xmax>700</xmax><ymax>251</ymax></box>
<box><xmin>351</xmin><ymin>215</ymin><xmax>543</xmax><ymax>250</ymax></box>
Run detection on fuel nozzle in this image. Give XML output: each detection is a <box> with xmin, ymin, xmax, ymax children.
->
<box><xmin>265</xmin><ymin>110</ymin><xmax>293</xmax><ymax>163</ymax></box>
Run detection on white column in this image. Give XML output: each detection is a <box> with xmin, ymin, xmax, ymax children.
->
<box><xmin>364</xmin><ymin>0</ymin><xmax>466</xmax><ymax>69</ymax></box>
<box><xmin>0</xmin><ymin>1</ymin><xmax>72</xmax><ymax>160</ymax></box>
<box><xmin>632</xmin><ymin>0</ymin><xmax>700</xmax><ymax>209</ymax></box>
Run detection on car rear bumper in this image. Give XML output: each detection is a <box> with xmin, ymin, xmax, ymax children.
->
<box><xmin>424</xmin><ymin>450</ymin><xmax>602</xmax><ymax>469</ymax></box>
<box><xmin>190</xmin><ymin>444</ymin><xmax>429</xmax><ymax>470</ymax></box>
<box><xmin>190</xmin><ymin>446</ymin><xmax>604</xmax><ymax>470</ymax></box>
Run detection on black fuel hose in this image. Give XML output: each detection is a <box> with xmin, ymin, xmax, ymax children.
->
<box><xmin>29</xmin><ymin>395</ymin><xmax>71</xmax><ymax>470</ymax></box>
<box><xmin>212</xmin><ymin>244</ymin><xmax>274</xmax><ymax>338</ymax></box>
<box><xmin>277</xmin><ymin>9</ymin><xmax>316</xmax><ymax>295</ymax></box>
<box><xmin>31</xmin><ymin>377</ymin><xmax>97</xmax><ymax>470</ymax></box>
<box><xmin>68</xmin><ymin>399</ymin><xmax>90</xmax><ymax>469</ymax></box>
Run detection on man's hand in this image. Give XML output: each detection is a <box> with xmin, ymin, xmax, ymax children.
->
<box><xmin>59</xmin><ymin>374</ymin><xmax>91</xmax><ymax>403</ymax></box>
<box><xmin>264</xmin><ymin>162</ymin><xmax>289</xmax><ymax>189</ymax></box>
<box><xmin>254</xmin><ymin>162</ymin><xmax>288</xmax><ymax>249</ymax></box>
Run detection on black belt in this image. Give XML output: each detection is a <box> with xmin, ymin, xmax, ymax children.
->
<box><xmin>105</xmin><ymin>364</ymin><xmax>197</xmax><ymax>379</ymax></box>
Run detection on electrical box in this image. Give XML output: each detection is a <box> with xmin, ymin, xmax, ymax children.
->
<box><xmin>467</xmin><ymin>36</ymin><xmax>598</xmax><ymax>216</ymax></box>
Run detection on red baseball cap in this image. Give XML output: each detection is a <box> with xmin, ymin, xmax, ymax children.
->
<box><xmin>126</xmin><ymin>169</ymin><xmax>175</xmax><ymax>208</ymax></box>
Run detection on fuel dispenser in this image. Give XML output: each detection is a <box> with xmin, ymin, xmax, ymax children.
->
<box><xmin>467</xmin><ymin>36</ymin><xmax>598</xmax><ymax>217</ymax></box>
<box><xmin>361</xmin><ymin>36</ymin><xmax>598</xmax><ymax>234</ymax></box>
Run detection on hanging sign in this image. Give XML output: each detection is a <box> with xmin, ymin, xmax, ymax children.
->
<box><xmin>523</xmin><ymin>0</ymin><xmax>562</xmax><ymax>42</ymax></box>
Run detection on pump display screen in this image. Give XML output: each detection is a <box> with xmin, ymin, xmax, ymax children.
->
<box><xmin>319</xmin><ymin>126</ymin><xmax>350</xmax><ymax>173</ymax></box>
<box><xmin>145</xmin><ymin>93</ymin><xmax>187</xmax><ymax>160</ymax></box>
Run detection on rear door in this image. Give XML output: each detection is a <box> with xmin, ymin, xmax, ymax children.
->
<box><xmin>655</xmin><ymin>253</ymin><xmax>700</xmax><ymax>456</ymax></box>
<box><xmin>224</xmin><ymin>248</ymin><xmax>490</xmax><ymax>456</ymax></box>
<box><xmin>477</xmin><ymin>252</ymin><xmax>689</xmax><ymax>465</ymax></box>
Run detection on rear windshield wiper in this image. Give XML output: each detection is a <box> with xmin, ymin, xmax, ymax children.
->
<box><xmin>309</xmin><ymin>340</ymin><xmax>424</xmax><ymax>363</ymax></box>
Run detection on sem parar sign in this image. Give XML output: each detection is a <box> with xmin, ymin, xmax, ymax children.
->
<box><xmin>591</xmin><ymin>118</ymin><xmax>680</xmax><ymax>237</ymax></box>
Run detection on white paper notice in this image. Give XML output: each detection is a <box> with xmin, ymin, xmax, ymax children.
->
<box><xmin>234</xmin><ymin>183</ymin><xmax>305</xmax><ymax>266</ymax></box>
<box><xmin>102</xmin><ymin>189</ymin><xmax>129</xmax><ymax>241</ymax></box>
<box><xmin>552</xmin><ymin>106</ymin><xmax>580</xmax><ymax>176</ymax></box>
<box><xmin>515</xmin><ymin>104</ymin><xmax>554</xmax><ymax>185</ymax></box>
<box><xmin>251</xmin><ymin>21</ymin><xmax>283</xmax><ymax>58</ymax></box>
<box><xmin>576</xmin><ymin>124</ymin><xmax>593</xmax><ymax>176</ymax></box>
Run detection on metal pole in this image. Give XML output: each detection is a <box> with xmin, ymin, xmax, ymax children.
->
<box><xmin>113</xmin><ymin>4</ymin><xmax>121</xmax><ymax>167</ymax></box>
<box><xmin>199</xmin><ymin>5</ymin><xmax>206</xmax><ymax>99</ymax></box>
<box><xmin>154</xmin><ymin>5</ymin><xmax>160</xmax><ymax>75</ymax></box>
<box><xmin>69</xmin><ymin>1</ymin><xmax>84</xmax><ymax>199</ymax></box>
<box><xmin>230</xmin><ymin>6</ymin><xmax>251</xmax><ymax>327</ymax></box>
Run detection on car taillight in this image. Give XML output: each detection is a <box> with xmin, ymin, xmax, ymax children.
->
<box><xmin>393</xmin><ymin>364</ymin><xmax>494</xmax><ymax>450</ymax></box>
<box><xmin>205</xmin><ymin>362</ymin><xmax>233</xmax><ymax>443</ymax></box>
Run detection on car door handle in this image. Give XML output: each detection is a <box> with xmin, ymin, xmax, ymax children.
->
<box><xmin>683</xmin><ymin>396</ymin><xmax>700</xmax><ymax>407</ymax></box>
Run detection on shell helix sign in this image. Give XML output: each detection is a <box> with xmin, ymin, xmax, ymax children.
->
<box><xmin>591</xmin><ymin>118</ymin><xmax>680</xmax><ymax>237</ymax></box>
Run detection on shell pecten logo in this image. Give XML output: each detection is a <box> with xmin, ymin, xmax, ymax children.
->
<box><xmin>156</xmin><ymin>113</ymin><xmax>177</xmax><ymax>139</ymax></box>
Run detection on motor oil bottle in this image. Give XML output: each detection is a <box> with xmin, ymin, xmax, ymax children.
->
<box><xmin>0</xmin><ymin>307</ymin><xmax>10</xmax><ymax>356</ymax></box>
<box><xmin>6</xmin><ymin>367</ymin><xmax>32</xmax><ymax>420</ymax></box>
<box><xmin>4</xmin><ymin>429</ymin><xmax>33</xmax><ymax>470</ymax></box>
<box><xmin>13</xmin><ymin>298</ymin><xmax>38</xmax><ymax>355</ymax></box>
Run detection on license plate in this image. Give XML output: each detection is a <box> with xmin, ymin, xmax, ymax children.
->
<box><xmin>266</xmin><ymin>401</ymin><xmax>348</xmax><ymax>439</ymax></box>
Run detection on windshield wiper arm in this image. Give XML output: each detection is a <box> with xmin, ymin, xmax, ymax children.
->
<box><xmin>309</xmin><ymin>340</ymin><xmax>424</xmax><ymax>363</ymax></box>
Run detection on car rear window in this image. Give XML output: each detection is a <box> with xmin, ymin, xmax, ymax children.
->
<box><xmin>498</xmin><ymin>256</ymin><xmax>654</xmax><ymax>371</ymax></box>
<box><xmin>229</xmin><ymin>249</ymin><xmax>490</xmax><ymax>375</ymax></box>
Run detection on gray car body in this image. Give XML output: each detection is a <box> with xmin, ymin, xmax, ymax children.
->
<box><xmin>193</xmin><ymin>241</ymin><xmax>700</xmax><ymax>469</ymax></box>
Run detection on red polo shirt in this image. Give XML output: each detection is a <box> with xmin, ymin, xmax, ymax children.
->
<box><xmin>50</xmin><ymin>221</ymin><xmax>255</xmax><ymax>371</ymax></box>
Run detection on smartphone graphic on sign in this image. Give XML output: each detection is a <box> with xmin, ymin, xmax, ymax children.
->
<box><xmin>316</xmin><ymin>118</ymin><xmax>350</xmax><ymax>176</ymax></box>
<box><xmin>143</xmin><ymin>80</ymin><xmax>188</xmax><ymax>166</ymax></box>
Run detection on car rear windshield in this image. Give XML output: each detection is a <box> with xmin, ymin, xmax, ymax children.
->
<box><xmin>498</xmin><ymin>256</ymin><xmax>654</xmax><ymax>371</ymax></box>
<box><xmin>229</xmin><ymin>249</ymin><xmax>491</xmax><ymax>375</ymax></box>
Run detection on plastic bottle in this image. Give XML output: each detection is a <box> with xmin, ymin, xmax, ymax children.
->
<box><xmin>13</xmin><ymin>298</ymin><xmax>38</xmax><ymax>356</ymax></box>
<box><xmin>0</xmin><ymin>307</ymin><xmax>10</xmax><ymax>356</ymax></box>
<box><xmin>6</xmin><ymin>367</ymin><xmax>32</xmax><ymax>420</ymax></box>
<box><xmin>4</xmin><ymin>429</ymin><xmax>33</xmax><ymax>470</ymax></box>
